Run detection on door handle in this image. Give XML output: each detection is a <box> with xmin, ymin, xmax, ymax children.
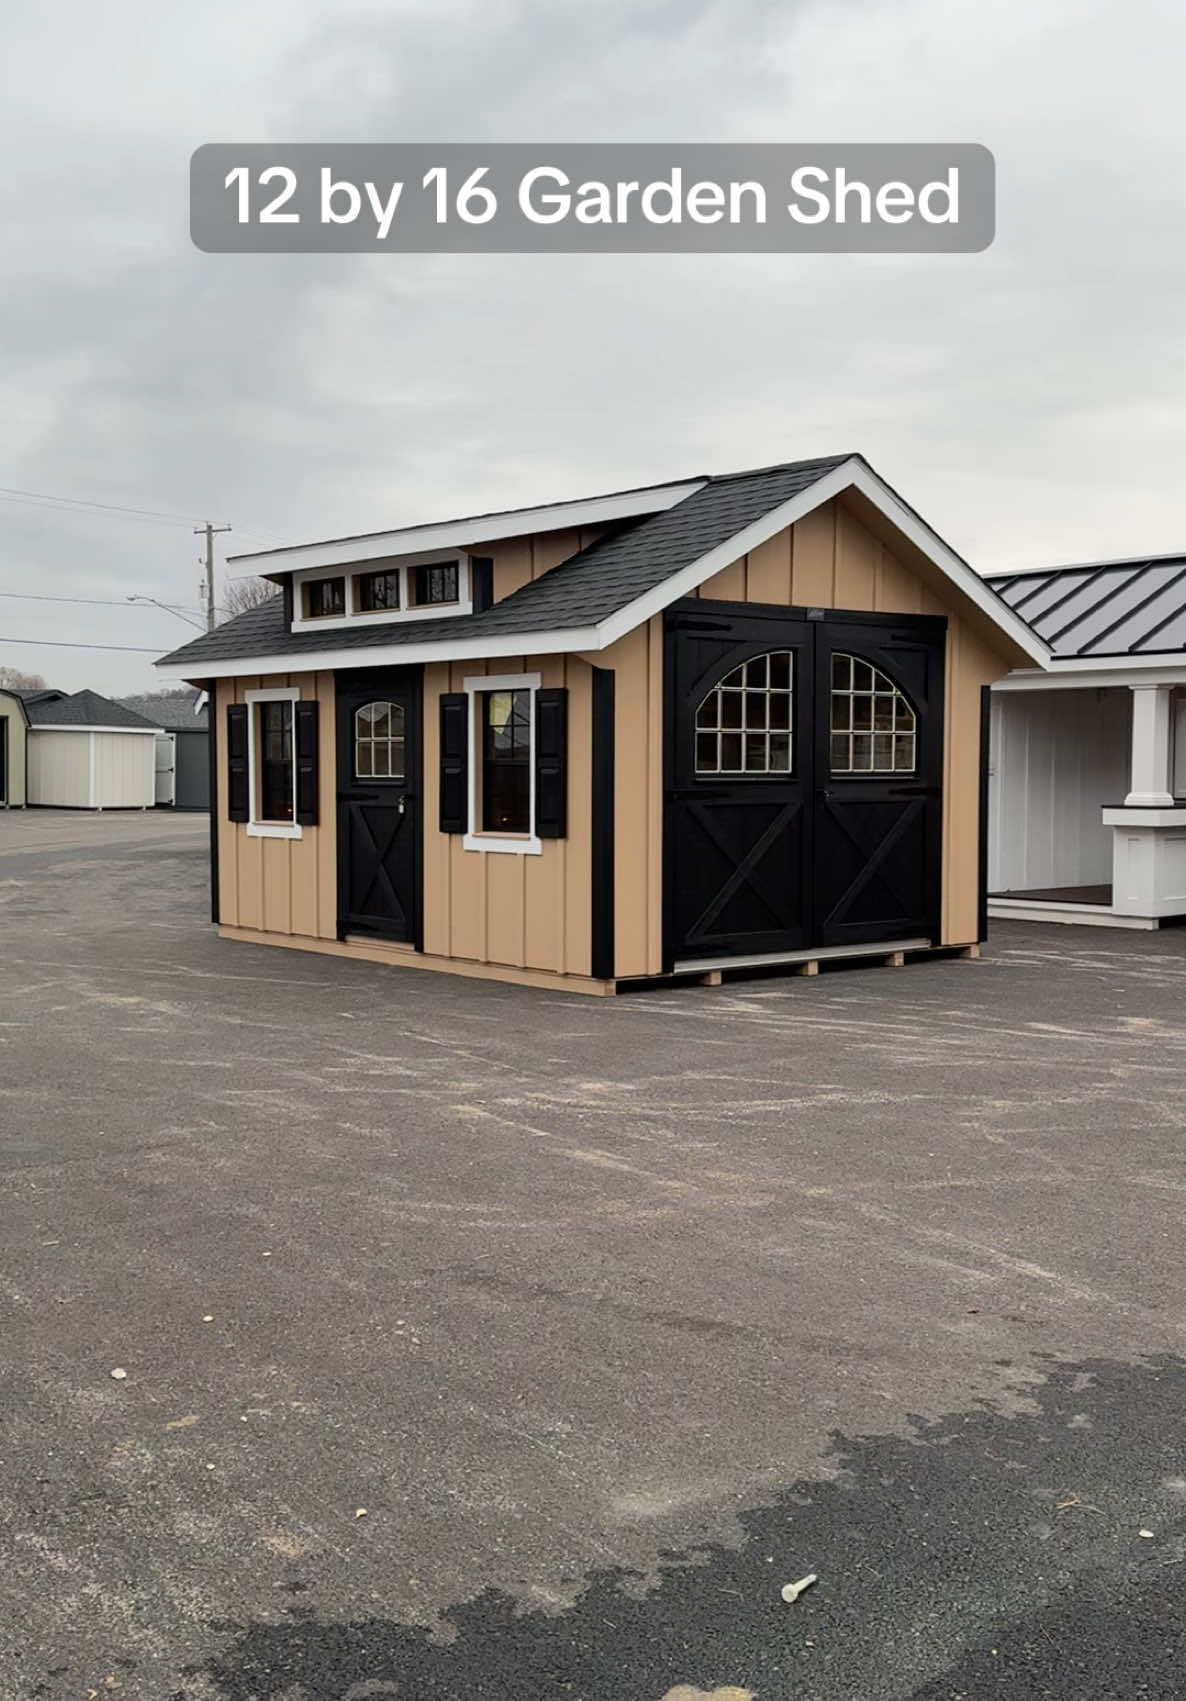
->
<box><xmin>397</xmin><ymin>795</ymin><xmax>406</xmax><ymax>816</ymax></box>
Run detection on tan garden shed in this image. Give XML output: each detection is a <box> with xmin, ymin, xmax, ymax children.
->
<box><xmin>157</xmin><ymin>453</ymin><xmax>1048</xmax><ymax>993</ymax></box>
<box><xmin>0</xmin><ymin>688</ymin><xmax>29</xmax><ymax>807</ymax></box>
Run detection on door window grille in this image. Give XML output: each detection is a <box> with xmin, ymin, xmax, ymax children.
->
<box><xmin>354</xmin><ymin>701</ymin><xmax>405</xmax><ymax>779</ymax></box>
<box><xmin>694</xmin><ymin>651</ymin><xmax>793</xmax><ymax>774</ymax></box>
<box><xmin>829</xmin><ymin>653</ymin><xmax>916</xmax><ymax>773</ymax></box>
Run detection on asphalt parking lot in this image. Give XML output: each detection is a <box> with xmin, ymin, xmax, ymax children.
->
<box><xmin>2</xmin><ymin>808</ymin><xmax>1186</xmax><ymax>1700</ymax></box>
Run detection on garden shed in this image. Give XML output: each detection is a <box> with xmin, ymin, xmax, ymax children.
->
<box><xmin>22</xmin><ymin>689</ymin><xmax>162</xmax><ymax>809</ymax></box>
<box><xmin>0</xmin><ymin>688</ymin><xmax>29</xmax><ymax>807</ymax></box>
<box><xmin>120</xmin><ymin>692</ymin><xmax>211</xmax><ymax>810</ymax></box>
<box><xmin>157</xmin><ymin>452</ymin><xmax>1048</xmax><ymax>993</ymax></box>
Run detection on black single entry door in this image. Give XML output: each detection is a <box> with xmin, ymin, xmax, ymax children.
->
<box><xmin>664</xmin><ymin>601</ymin><xmax>945</xmax><ymax>965</ymax></box>
<box><xmin>336</xmin><ymin>669</ymin><xmax>422</xmax><ymax>944</ymax></box>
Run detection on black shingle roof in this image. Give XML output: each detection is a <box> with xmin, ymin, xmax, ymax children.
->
<box><xmin>25</xmin><ymin>689</ymin><xmax>161</xmax><ymax>729</ymax></box>
<box><xmin>118</xmin><ymin>691</ymin><xmax>209</xmax><ymax>730</ymax></box>
<box><xmin>159</xmin><ymin>456</ymin><xmax>852</xmax><ymax>670</ymax></box>
<box><xmin>986</xmin><ymin>557</ymin><xmax>1186</xmax><ymax>657</ymax></box>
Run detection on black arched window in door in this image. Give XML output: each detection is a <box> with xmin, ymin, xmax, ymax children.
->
<box><xmin>354</xmin><ymin>700</ymin><xmax>405</xmax><ymax>779</ymax></box>
<box><xmin>694</xmin><ymin>649</ymin><xmax>794</xmax><ymax>775</ymax></box>
<box><xmin>829</xmin><ymin>654</ymin><xmax>916</xmax><ymax>774</ymax></box>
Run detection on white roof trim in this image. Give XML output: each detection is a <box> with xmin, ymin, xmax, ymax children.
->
<box><xmin>996</xmin><ymin>655</ymin><xmax>1186</xmax><ymax>691</ymax></box>
<box><xmin>158</xmin><ymin>457</ymin><xmax>1050</xmax><ymax>679</ymax></box>
<box><xmin>227</xmin><ymin>480</ymin><xmax>706</xmax><ymax>577</ymax></box>
<box><xmin>27</xmin><ymin>723</ymin><xmax>163</xmax><ymax>734</ymax></box>
<box><xmin>157</xmin><ymin>627</ymin><xmax>604</xmax><ymax>680</ymax></box>
<box><xmin>591</xmin><ymin>457</ymin><xmax>1049</xmax><ymax>665</ymax></box>
<box><xmin>986</xmin><ymin>549</ymin><xmax>1186</xmax><ymax>579</ymax></box>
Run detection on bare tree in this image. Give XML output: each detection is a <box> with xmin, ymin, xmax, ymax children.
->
<box><xmin>0</xmin><ymin>666</ymin><xmax>47</xmax><ymax>690</ymax></box>
<box><xmin>219</xmin><ymin>576</ymin><xmax>278</xmax><ymax>619</ymax></box>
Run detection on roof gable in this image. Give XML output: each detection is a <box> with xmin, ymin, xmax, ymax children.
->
<box><xmin>158</xmin><ymin>454</ymin><xmax>1049</xmax><ymax>676</ymax></box>
<box><xmin>26</xmin><ymin>689</ymin><xmax>161</xmax><ymax>730</ymax></box>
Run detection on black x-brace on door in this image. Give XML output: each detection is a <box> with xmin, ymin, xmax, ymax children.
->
<box><xmin>664</xmin><ymin>600</ymin><xmax>945</xmax><ymax>966</ymax></box>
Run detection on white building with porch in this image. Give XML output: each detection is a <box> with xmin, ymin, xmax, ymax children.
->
<box><xmin>987</xmin><ymin>554</ymin><xmax>1186</xmax><ymax>929</ymax></box>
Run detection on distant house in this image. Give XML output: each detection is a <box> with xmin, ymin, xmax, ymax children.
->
<box><xmin>987</xmin><ymin>555</ymin><xmax>1186</xmax><ymax>928</ymax></box>
<box><xmin>16</xmin><ymin>688</ymin><xmax>163</xmax><ymax>810</ymax></box>
<box><xmin>119</xmin><ymin>692</ymin><xmax>210</xmax><ymax>811</ymax></box>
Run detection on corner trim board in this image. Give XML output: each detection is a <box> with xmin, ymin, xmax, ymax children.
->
<box><xmin>590</xmin><ymin>667</ymin><xmax>615</xmax><ymax>980</ymax></box>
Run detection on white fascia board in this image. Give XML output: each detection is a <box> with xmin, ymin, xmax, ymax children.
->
<box><xmin>159</xmin><ymin>459</ymin><xmax>1053</xmax><ymax>678</ymax></box>
<box><xmin>155</xmin><ymin>626</ymin><xmax>604</xmax><ymax>681</ymax></box>
<box><xmin>28</xmin><ymin>723</ymin><xmax>164</xmax><ymax>735</ymax></box>
<box><xmin>995</xmin><ymin>656</ymin><xmax>1186</xmax><ymax>691</ymax></box>
<box><xmin>227</xmin><ymin>480</ymin><xmax>706</xmax><ymax>578</ymax></box>
<box><xmin>593</xmin><ymin>458</ymin><xmax>1051</xmax><ymax>667</ymax></box>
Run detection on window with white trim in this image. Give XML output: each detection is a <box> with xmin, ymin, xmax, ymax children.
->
<box><xmin>291</xmin><ymin>553</ymin><xmax>471</xmax><ymax>633</ymax></box>
<box><xmin>245</xmin><ymin>687</ymin><xmax>301</xmax><ymax>838</ymax></box>
<box><xmin>462</xmin><ymin>672</ymin><xmax>541</xmax><ymax>854</ymax></box>
<box><xmin>695</xmin><ymin>650</ymin><xmax>794</xmax><ymax>775</ymax></box>
<box><xmin>829</xmin><ymin>653</ymin><xmax>916</xmax><ymax>774</ymax></box>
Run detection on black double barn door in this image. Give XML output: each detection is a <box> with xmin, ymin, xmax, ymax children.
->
<box><xmin>665</xmin><ymin>601</ymin><xmax>945</xmax><ymax>965</ymax></box>
<box><xmin>336</xmin><ymin>669</ymin><xmax>422</xmax><ymax>944</ymax></box>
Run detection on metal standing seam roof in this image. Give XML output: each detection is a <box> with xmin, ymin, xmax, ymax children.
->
<box><xmin>23</xmin><ymin>689</ymin><xmax>162</xmax><ymax>730</ymax></box>
<box><xmin>985</xmin><ymin>557</ymin><xmax>1186</xmax><ymax>657</ymax></box>
<box><xmin>157</xmin><ymin>456</ymin><xmax>854</xmax><ymax>670</ymax></box>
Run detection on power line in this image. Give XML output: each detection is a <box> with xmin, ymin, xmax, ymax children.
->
<box><xmin>0</xmin><ymin>636</ymin><xmax>162</xmax><ymax>653</ymax></box>
<box><xmin>0</xmin><ymin>484</ymin><xmax>205</xmax><ymax>523</ymax></box>
<box><xmin>0</xmin><ymin>589</ymin><xmax>201</xmax><ymax>611</ymax></box>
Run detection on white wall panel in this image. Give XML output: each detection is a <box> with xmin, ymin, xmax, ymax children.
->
<box><xmin>989</xmin><ymin>688</ymin><xmax>1130</xmax><ymax>892</ymax></box>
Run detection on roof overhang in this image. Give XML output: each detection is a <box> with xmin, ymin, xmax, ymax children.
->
<box><xmin>227</xmin><ymin>478</ymin><xmax>707</xmax><ymax>579</ymax></box>
<box><xmin>995</xmin><ymin>654</ymin><xmax>1186</xmax><ymax>691</ymax></box>
<box><xmin>159</xmin><ymin>456</ymin><xmax>1051</xmax><ymax>680</ymax></box>
<box><xmin>27</xmin><ymin>722</ymin><xmax>164</xmax><ymax>734</ymax></box>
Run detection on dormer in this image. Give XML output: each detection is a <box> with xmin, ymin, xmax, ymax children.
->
<box><xmin>226</xmin><ymin>477</ymin><xmax>705</xmax><ymax>637</ymax></box>
<box><xmin>291</xmin><ymin>550</ymin><xmax>474</xmax><ymax>633</ymax></box>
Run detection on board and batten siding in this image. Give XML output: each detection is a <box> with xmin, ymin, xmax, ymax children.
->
<box><xmin>422</xmin><ymin>654</ymin><xmax>594</xmax><ymax>975</ymax></box>
<box><xmin>484</xmin><ymin>527</ymin><xmax>608</xmax><ymax>604</ymax></box>
<box><xmin>598</xmin><ymin>494</ymin><xmax>1015</xmax><ymax>975</ymax></box>
<box><xmin>988</xmin><ymin>687</ymin><xmax>1131</xmax><ymax>893</ymax></box>
<box><xmin>94</xmin><ymin>732</ymin><xmax>156</xmax><ymax>807</ymax></box>
<box><xmin>214</xmin><ymin>673</ymin><xmax>337</xmax><ymax>939</ymax></box>
<box><xmin>27</xmin><ymin>730</ymin><xmax>92</xmax><ymax>806</ymax></box>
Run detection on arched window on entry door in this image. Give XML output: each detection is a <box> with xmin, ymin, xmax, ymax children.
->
<box><xmin>829</xmin><ymin>654</ymin><xmax>916</xmax><ymax>774</ymax></box>
<box><xmin>354</xmin><ymin>701</ymin><xmax>405</xmax><ymax>779</ymax></box>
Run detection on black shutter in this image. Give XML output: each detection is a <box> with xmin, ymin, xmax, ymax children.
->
<box><xmin>534</xmin><ymin>687</ymin><xmax>568</xmax><ymax>839</ymax></box>
<box><xmin>226</xmin><ymin>703</ymin><xmax>249</xmax><ymax>823</ymax></box>
<box><xmin>439</xmin><ymin>693</ymin><xmax>469</xmax><ymax>833</ymax></box>
<box><xmin>470</xmin><ymin>556</ymin><xmax>494</xmax><ymax>613</ymax></box>
<box><xmin>295</xmin><ymin>700</ymin><xmax>319</xmax><ymax>826</ymax></box>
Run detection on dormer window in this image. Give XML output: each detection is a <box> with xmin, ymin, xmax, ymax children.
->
<box><xmin>413</xmin><ymin>562</ymin><xmax>459</xmax><ymax>606</ymax></box>
<box><xmin>289</xmin><ymin>552</ymin><xmax>471</xmax><ymax>633</ymax></box>
<box><xmin>303</xmin><ymin>577</ymin><xmax>345</xmax><ymax>619</ymax></box>
<box><xmin>355</xmin><ymin>569</ymin><xmax>401</xmax><ymax>612</ymax></box>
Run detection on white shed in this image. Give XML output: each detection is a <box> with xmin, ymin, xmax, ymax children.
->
<box><xmin>23</xmin><ymin>689</ymin><xmax>162</xmax><ymax>810</ymax></box>
<box><xmin>986</xmin><ymin>555</ymin><xmax>1186</xmax><ymax>928</ymax></box>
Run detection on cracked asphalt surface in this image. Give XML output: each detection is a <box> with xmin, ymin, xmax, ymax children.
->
<box><xmin>2</xmin><ymin>809</ymin><xmax>1185</xmax><ymax>1699</ymax></box>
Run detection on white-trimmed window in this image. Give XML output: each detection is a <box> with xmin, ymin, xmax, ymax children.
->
<box><xmin>245</xmin><ymin>686</ymin><xmax>302</xmax><ymax>839</ymax></box>
<box><xmin>462</xmin><ymin>671</ymin><xmax>541</xmax><ymax>855</ymax></box>
<box><xmin>829</xmin><ymin>654</ymin><xmax>917</xmax><ymax>774</ymax></box>
<box><xmin>290</xmin><ymin>552</ymin><xmax>472</xmax><ymax>634</ymax></box>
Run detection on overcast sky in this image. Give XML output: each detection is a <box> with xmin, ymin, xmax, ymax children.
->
<box><xmin>1</xmin><ymin>0</ymin><xmax>1183</xmax><ymax>695</ymax></box>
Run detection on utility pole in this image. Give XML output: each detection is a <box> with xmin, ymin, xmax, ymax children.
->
<box><xmin>194</xmin><ymin>522</ymin><xmax>232</xmax><ymax>630</ymax></box>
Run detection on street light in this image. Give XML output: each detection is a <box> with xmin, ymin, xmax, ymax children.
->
<box><xmin>126</xmin><ymin>595</ymin><xmax>205</xmax><ymax>630</ymax></box>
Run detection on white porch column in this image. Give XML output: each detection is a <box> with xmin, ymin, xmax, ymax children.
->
<box><xmin>1124</xmin><ymin>683</ymin><xmax>1174</xmax><ymax>807</ymax></box>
